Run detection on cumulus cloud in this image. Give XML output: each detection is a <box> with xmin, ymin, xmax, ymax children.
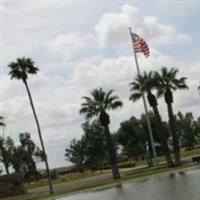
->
<box><xmin>2</xmin><ymin>2</ymin><xmax>77</xmax><ymax>65</ymax></box>
<box><xmin>143</xmin><ymin>16</ymin><xmax>190</xmax><ymax>44</ymax></box>
<box><xmin>95</xmin><ymin>4</ymin><xmax>190</xmax><ymax>47</ymax></box>
<box><xmin>72</xmin><ymin>49</ymin><xmax>178</xmax><ymax>92</ymax></box>
<box><xmin>95</xmin><ymin>4</ymin><xmax>140</xmax><ymax>47</ymax></box>
<box><xmin>48</xmin><ymin>32</ymin><xmax>95</xmax><ymax>60</ymax></box>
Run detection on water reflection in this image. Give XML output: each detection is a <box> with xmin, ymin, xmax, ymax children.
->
<box><xmin>169</xmin><ymin>173</ymin><xmax>176</xmax><ymax>178</ymax></box>
<box><xmin>115</xmin><ymin>184</ymin><xmax>124</xmax><ymax>196</ymax></box>
<box><xmin>178</xmin><ymin>171</ymin><xmax>186</xmax><ymax>175</ymax></box>
<box><xmin>58</xmin><ymin>169</ymin><xmax>200</xmax><ymax>200</ymax></box>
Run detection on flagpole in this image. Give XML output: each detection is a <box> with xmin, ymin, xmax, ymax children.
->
<box><xmin>129</xmin><ymin>27</ymin><xmax>158</xmax><ymax>167</ymax></box>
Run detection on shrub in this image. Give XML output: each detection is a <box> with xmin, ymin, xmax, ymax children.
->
<box><xmin>0</xmin><ymin>174</ymin><xmax>26</xmax><ymax>198</ymax></box>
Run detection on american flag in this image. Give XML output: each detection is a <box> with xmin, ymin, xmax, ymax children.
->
<box><xmin>131</xmin><ymin>32</ymin><xmax>150</xmax><ymax>57</ymax></box>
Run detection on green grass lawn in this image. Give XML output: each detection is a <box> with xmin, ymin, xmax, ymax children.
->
<box><xmin>180</xmin><ymin>147</ymin><xmax>200</xmax><ymax>157</ymax></box>
<box><xmin>136</xmin><ymin>147</ymin><xmax>200</xmax><ymax>166</ymax></box>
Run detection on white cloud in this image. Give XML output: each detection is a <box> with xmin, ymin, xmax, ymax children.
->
<box><xmin>143</xmin><ymin>16</ymin><xmax>191</xmax><ymax>44</ymax></box>
<box><xmin>48</xmin><ymin>32</ymin><xmax>94</xmax><ymax>60</ymax></box>
<box><xmin>94</xmin><ymin>4</ymin><xmax>190</xmax><ymax>47</ymax></box>
<box><xmin>2</xmin><ymin>2</ymin><xmax>77</xmax><ymax>65</ymax></box>
<box><xmin>3</xmin><ymin>1</ymin><xmax>73</xmax><ymax>15</ymax></box>
<box><xmin>95</xmin><ymin>4</ymin><xmax>140</xmax><ymax>47</ymax></box>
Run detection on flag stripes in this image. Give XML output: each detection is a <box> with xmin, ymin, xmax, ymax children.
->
<box><xmin>131</xmin><ymin>32</ymin><xmax>150</xmax><ymax>57</ymax></box>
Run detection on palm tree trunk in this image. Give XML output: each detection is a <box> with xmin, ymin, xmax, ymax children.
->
<box><xmin>104</xmin><ymin>125</ymin><xmax>121</xmax><ymax>179</ymax></box>
<box><xmin>152</xmin><ymin>106</ymin><xmax>174</xmax><ymax>167</ymax></box>
<box><xmin>5</xmin><ymin>163</ymin><xmax>10</xmax><ymax>175</ymax></box>
<box><xmin>167</xmin><ymin>103</ymin><xmax>181</xmax><ymax>166</ymax></box>
<box><xmin>23</xmin><ymin>80</ymin><xmax>54</xmax><ymax>193</ymax></box>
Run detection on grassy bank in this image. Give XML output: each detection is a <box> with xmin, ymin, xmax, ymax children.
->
<box><xmin>26</xmin><ymin>171</ymin><xmax>102</xmax><ymax>190</ymax></box>
<box><xmin>2</xmin><ymin>161</ymin><xmax>200</xmax><ymax>200</ymax></box>
<box><xmin>1</xmin><ymin>148</ymin><xmax>199</xmax><ymax>200</ymax></box>
<box><xmin>25</xmin><ymin>147</ymin><xmax>200</xmax><ymax>190</ymax></box>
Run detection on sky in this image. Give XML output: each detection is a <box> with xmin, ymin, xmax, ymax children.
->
<box><xmin>1</xmin><ymin>1</ymin><xmax>200</xmax><ymax>169</ymax></box>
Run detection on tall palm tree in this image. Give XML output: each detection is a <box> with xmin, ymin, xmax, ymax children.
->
<box><xmin>80</xmin><ymin>88</ymin><xmax>122</xmax><ymax>179</ymax></box>
<box><xmin>154</xmin><ymin>67</ymin><xmax>188</xmax><ymax>165</ymax></box>
<box><xmin>8</xmin><ymin>57</ymin><xmax>53</xmax><ymax>193</ymax></box>
<box><xmin>130</xmin><ymin>72</ymin><xmax>174</xmax><ymax>167</ymax></box>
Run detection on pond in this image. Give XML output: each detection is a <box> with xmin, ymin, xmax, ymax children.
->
<box><xmin>58</xmin><ymin>169</ymin><xmax>200</xmax><ymax>200</ymax></box>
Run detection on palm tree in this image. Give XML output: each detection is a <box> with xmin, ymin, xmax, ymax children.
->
<box><xmin>130</xmin><ymin>72</ymin><xmax>174</xmax><ymax>167</ymax></box>
<box><xmin>80</xmin><ymin>88</ymin><xmax>122</xmax><ymax>179</ymax></box>
<box><xmin>154</xmin><ymin>67</ymin><xmax>188</xmax><ymax>165</ymax></box>
<box><xmin>8</xmin><ymin>57</ymin><xmax>53</xmax><ymax>193</ymax></box>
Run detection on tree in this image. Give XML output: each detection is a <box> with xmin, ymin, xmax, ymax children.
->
<box><xmin>80</xmin><ymin>88</ymin><xmax>122</xmax><ymax>179</ymax></box>
<box><xmin>8</xmin><ymin>57</ymin><xmax>53</xmax><ymax>192</ymax></box>
<box><xmin>130</xmin><ymin>72</ymin><xmax>173</xmax><ymax>167</ymax></box>
<box><xmin>115</xmin><ymin>117</ymin><xmax>145</xmax><ymax>162</ymax></box>
<box><xmin>0</xmin><ymin>136</ymin><xmax>15</xmax><ymax>175</ymax></box>
<box><xmin>139</xmin><ymin>112</ymin><xmax>165</xmax><ymax>167</ymax></box>
<box><xmin>19</xmin><ymin>133</ymin><xmax>38</xmax><ymax>179</ymax></box>
<box><xmin>176</xmin><ymin>112</ymin><xmax>198</xmax><ymax>150</ymax></box>
<box><xmin>34</xmin><ymin>147</ymin><xmax>46</xmax><ymax>163</ymax></box>
<box><xmin>11</xmin><ymin>133</ymin><xmax>43</xmax><ymax>180</ymax></box>
<box><xmin>11</xmin><ymin>146</ymin><xmax>24</xmax><ymax>174</ymax></box>
<box><xmin>65</xmin><ymin>121</ymin><xmax>107</xmax><ymax>172</ymax></box>
<box><xmin>195</xmin><ymin>117</ymin><xmax>200</xmax><ymax>144</ymax></box>
<box><xmin>154</xmin><ymin>67</ymin><xmax>188</xmax><ymax>165</ymax></box>
<box><xmin>81</xmin><ymin>121</ymin><xmax>107</xmax><ymax>170</ymax></box>
<box><xmin>65</xmin><ymin>139</ymin><xmax>86</xmax><ymax>173</ymax></box>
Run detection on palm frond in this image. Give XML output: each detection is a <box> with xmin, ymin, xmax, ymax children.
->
<box><xmin>130</xmin><ymin>81</ymin><xmax>141</xmax><ymax>91</ymax></box>
<box><xmin>172</xmin><ymin>77</ymin><xmax>188</xmax><ymax>89</ymax></box>
<box><xmin>156</xmin><ymin>88</ymin><xmax>165</xmax><ymax>98</ymax></box>
<box><xmin>155</xmin><ymin>67</ymin><xmax>188</xmax><ymax>97</ymax></box>
<box><xmin>129</xmin><ymin>92</ymin><xmax>142</xmax><ymax>102</ymax></box>
<box><xmin>80</xmin><ymin>88</ymin><xmax>122</xmax><ymax>119</ymax></box>
<box><xmin>105</xmin><ymin>89</ymin><xmax>114</xmax><ymax>100</ymax></box>
<box><xmin>82</xmin><ymin>96</ymin><xmax>94</xmax><ymax>103</ymax></box>
<box><xmin>105</xmin><ymin>95</ymin><xmax>119</xmax><ymax>108</ymax></box>
<box><xmin>109</xmin><ymin>101</ymin><xmax>123</xmax><ymax>110</ymax></box>
<box><xmin>129</xmin><ymin>71</ymin><xmax>156</xmax><ymax>101</ymax></box>
<box><xmin>9</xmin><ymin>69</ymin><xmax>23</xmax><ymax>80</ymax></box>
<box><xmin>0</xmin><ymin>122</ymin><xmax>5</xmax><ymax>126</ymax></box>
<box><xmin>8</xmin><ymin>57</ymin><xmax>39</xmax><ymax>80</ymax></box>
